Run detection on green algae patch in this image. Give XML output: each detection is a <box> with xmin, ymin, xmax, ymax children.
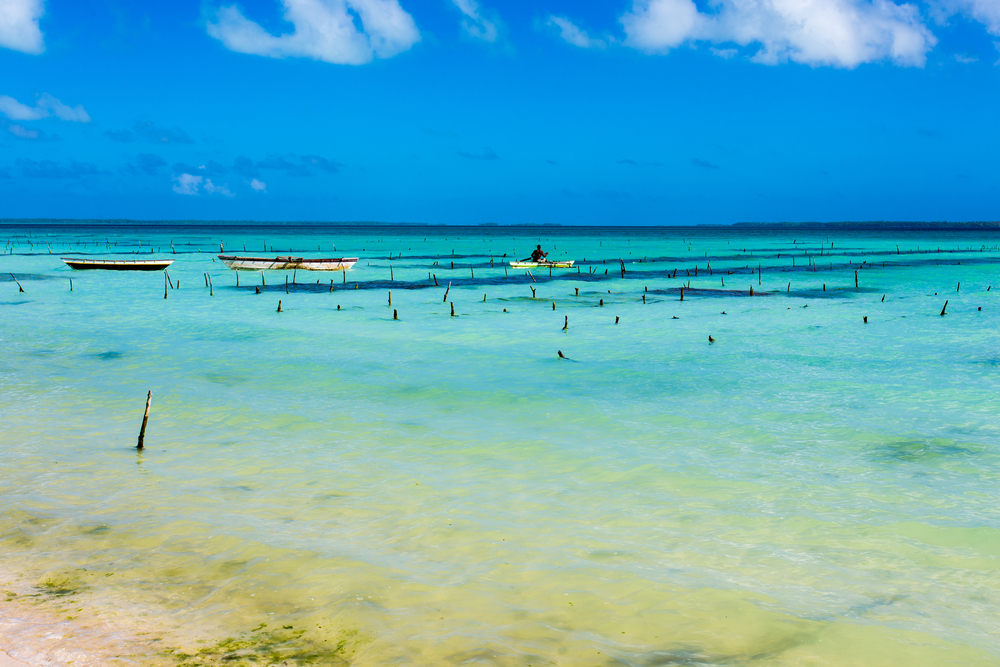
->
<box><xmin>166</xmin><ymin>625</ymin><xmax>360</xmax><ymax>667</ymax></box>
<box><xmin>34</xmin><ymin>572</ymin><xmax>90</xmax><ymax>598</ymax></box>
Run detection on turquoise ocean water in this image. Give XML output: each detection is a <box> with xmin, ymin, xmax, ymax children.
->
<box><xmin>1</xmin><ymin>223</ymin><xmax>999</xmax><ymax>665</ymax></box>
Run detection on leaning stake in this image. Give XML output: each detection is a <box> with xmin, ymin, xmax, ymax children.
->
<box><xmin>137</xmin><ymin>391</ymin><xmax>152</xmax><ymax>450</ymax></box>
<box><xmin>940</xmin><ymin>300</ymin><xmax>948</xmax><ymax>316</ymax></box>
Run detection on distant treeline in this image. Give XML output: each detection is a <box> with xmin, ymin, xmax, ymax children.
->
<box><xmin>0</xmin><ymin>218</ymin><xmax>564</xmax><ymax>227</ymax></box>
<box><xmin>733</xmin><ymin>221</ymin><xmax>1000</xmax><ymax>229</ymax></box>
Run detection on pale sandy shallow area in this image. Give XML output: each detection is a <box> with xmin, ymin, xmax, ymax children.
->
<box><xmin>0</xmin><ymin>571</ymin><xmax>167</xmax><ymax>667</ymax></box>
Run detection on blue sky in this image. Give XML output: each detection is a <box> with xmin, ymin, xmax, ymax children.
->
<box><xmin>1</xmin><ymin>0</ymin><xmax>999</xmax><ymax>224</ymax></box>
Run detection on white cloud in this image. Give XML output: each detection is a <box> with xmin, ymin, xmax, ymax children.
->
<box><xmin>452</xmin><ymin>0</ymin><xmax>498</xmax><ymax>42</ymax></box>
<box><xmin>954</xmin><ymin>53</ymin><xmax>978</xmax><ymax>62</ymax></box>
<box><xmin>932</xmin><ymin>0</ymin><xmax>1000</xmax><ymax>35</ymax></box>
<box><xmin>206</xmin><ymin>0</ymin><xmax>420</xmax><ymax>65</ymax></box>
<box><xmin>711</xmin><ymin>46</ymin><xmax>738</xmax><ymax>58</ymax></box>
<box><xmin>250</xmin><ymin>178</ymin><xmax>267</xmax><ymax>192</ymax></box>
<box><xmin>173</xmin><ymin>173</ymin><xmax>202</xmax><ymax>195</ymax></box>
<box><xmin>548</xmin><ymin>16</ymin><xmax>605</xmax><ymax>48</ymax></box>
<box><xmin>620</xmin><ymin>0</ymin><xmax>937</xmax><ymax>68</ymax></box>
<box><xmin>7</xmin><ymin>124</ymin><xmax>38</xmax><ymax>138</ymax></box>
<box><xmin>204</xmin><ymin>179</ymin><xmax>235</xmax><ymax>197</ymax></box>
<box><xmin>0</xmin><ymin>93</ymin><xmax>91</xmax><ymax>122</ymax></box>
<box><xmin>0</xmin><ymin>0</ymin><xmax>44</xmax><ymax>54</ymax></box>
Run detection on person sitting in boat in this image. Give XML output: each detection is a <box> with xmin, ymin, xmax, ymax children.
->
<box><xmin>529</xmin><ymin>245</ymin><xmax>548</xmax><ymax>262</ymax></box>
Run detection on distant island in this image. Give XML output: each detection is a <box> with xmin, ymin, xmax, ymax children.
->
<box><xmin>732</xmin><ymin>220</ymin><xmax>1000</xmax><ymax>229</ymax></box>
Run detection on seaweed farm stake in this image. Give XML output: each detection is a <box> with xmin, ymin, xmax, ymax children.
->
<box><xmin>450</xmin><ymin>302</ymin><xmax>455</xmax><ymax>317</ymax></box>
<box><xmin>443</xmin><ymin>282</ymin><xmax>451</xmax><ymax>302</ymax></box>
<box><xmin>575</xmin><ymin>288</ymin><xmax>579</xmax><ymax>296</ymax></box>
<box><xmin>940</xmin><ymin>300</ymin><xmax>948</xmax><ymax>316</ymax></box>
<box><xmin>137</xmin><ymin>391</ymin><xmax>152</xmax><ymax>450</ymax></box>
<box><xmin>236</xmin><ymin>270</ymin><xmax>239</xmax><ymax>287</ymax></box>
<box><xmin>563</xmin><ymin>315</ymin><xmax>568</xmax><ymax>330</ymax></box>
<box><xmin>530</xmin><ymin>286</ymin><xmax>536</xmax><ymax>298</ymax></box>
<box><xmin>433</xmin><ymin>274</ymin><xmax>439</xmax><ymax>286</ymax></box>
<box><xmin>957</xmin><ymin>282</ymin><xmax>961</xmax><ymax>292</ymax></box>
<box><xmin>882</xmin><ymin>294</ymin><xmax>885</xmax><ymax>302</ymax></box>
<box><xmin>286</xmin><ymin>276</ymin><xmax>289</xmax><ymax>294</ymax></box>
<box><xmin>277</xmin><ymin>300</ymin><xmax>282</xmax><ymax>312</ymax></box>
<box><xmin>388</xmin><ymin>291</ymin><xmax>392</xmax><ymax>306</ymax></box>
<box><xmin>680</xmin><ymin>287</ymin><xmax>684</xmax><ymax>301</ymax></box>
<box><xmin>391</xmin><ymin>264</ymin><xmax>394</xmax><ymax>281</ymax></box>
<box><xmin>209</xmin><ymin>275</ymin><xmax>213</xmax><ymax>297</ymax></box>
<box><xmin>394</xmin><ymin>309</ymin><xmax>398</xmax><ymax>320</ymax></box>
<box><xmin>864</xmin><ymin>316</ymin><xmax>868</xmax><ymax>323</ymax></box>
<box><xmin>164</xmin><ymin>274</ymin><xmax>168</xmax><ymax>299</ymax></box>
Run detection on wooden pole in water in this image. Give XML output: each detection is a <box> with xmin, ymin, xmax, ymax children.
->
<box><xmin>390</xmin><ymin>264</ymin><xmax>394</xmax><ymax>281</ymax></box>
<box><xmin>209</xmin><ymin>275</ymin><xmax>213</xmax><ymax>296</ymax></box>
<box><xmin>642</xmin><ymin>294</ymin><xmax>646</xmax><ymax>303</ymax></box>
<box><xmin>236</xmin><ymin>270</ymin><xmax>239</xmax><ymax>287</ymax></box>
<box><xmin>615</xmin><ymin>316</ymin><xmax>619</xmax><ymax>324</ymax></box>
<box><xmin>433</xmin><ymin>274</ymin><xmax>439</xmax><ymax>286</ymax></box>
<box><xmin>443</xmin><ymin>282</ymin><xmax>451</xmax><ymax>302</ymax></box>
<box><xmin>164</xmin><ymin>273</ymin><xmax>168</xmax><ymax>299</ymax></box>
<box><xmin>530</xmin><ymin>286</ymin><xmax>536</xmax><ymax>298</ymax></box>
<box><xmin>563</xmin><ymin>315</ymin><xmax>568</xmax><ymax>330</ymax></box>
<box><xmin>957</xmin><ymin>282</ymin><xmax>960</xmax><ymax>292</ymax></box>
<box><xmin>286</xmin><ymin>276</ymin><xmax>289</xmax><ymax>294</ymax></box>
<box><xmin>70</xmin><ymin>278</ymin><xmax>73</xmax><ymax>292</ymax></box>
<box><xmin>855</xmin><ymin>271</ymin><xmax>858</xmax><ymax>289</ymax></box>
<box><xmin>277</xmin><ymin>300</ymin><xmax>282</xmax><ymax>312</ymax></box>
<box><xmin>679</xmin><ymin>287</ymin><xmax>684</xmax><ymax>301</ymax></box>
<box><xmin>552</xmin><ymin>302</ymin><xmax>555</xmax><ymax>310</ymax></box>
<box><xmin>575</xmin><ymin>287</ymin><xmax>579</xmax><ymax>296</ymax></box>
<box><xmin>940</xmin><ymin>300</ymin><xmax>947</xmax><ymax>316</ymax></box>
<box><xmin>137</xmin><ymin>391</ymin><xmax>151</xmax><ymax>450</ymax></box>
<box><xmin>450</xmin><ymin>302</ymin><xmax>455</xmax><ymax>317</ymax></box>
<box><xmin>394</xmin><ymin>309</ymin><xmax>398</xmax><ymax>320</ymax></box>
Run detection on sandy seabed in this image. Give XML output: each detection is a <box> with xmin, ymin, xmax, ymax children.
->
<box><xmin>0</xmin><ymin>571</ymin><xmax>167</xmax><ymax>667</ymax></box>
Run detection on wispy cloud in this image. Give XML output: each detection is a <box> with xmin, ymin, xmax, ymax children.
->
<box><xmin>0</xmin><ymin>0</ymin><xmax>44</xmax><ymax>54</ymax></box>
<box><xmin>172</xmin><ymin>161</ymin><xmax>228</xmax><ymax>175</ymax></box>
<box><xmin>954</xmin><ymin>53</ymin><xmax>978</xmax><ymax>62</ymax></box>
<box><xmin>132</xmin><ymin>121</ymin><xmax>194</xmax><ymax>144</ymax></box>
<box><xmin>250</xmin><ymin>178</ymin><xmax>267</xmax><ymax>192</ymax></box>
<box><xmin>300</xmin><ymin>154</ymin><xmax>341</xmax><ymax>173</ymax></box>
<box><xmin>17</xmin><ymin>158</ymin><xmax>102</xmax><ymax>178</ymax></box>
<box><xmin>710</xmin><ymin>46</ymin><xmax>737</xmax><ymax>59</ymax></box>
<box><xmin>452</xmin><ymin>0</ymin><xmax>500</xmax><ymax>42</ymax></box>
<box><xmin>125</xmin><ymin>153</ymin><xmax>168</xmax><ymax>175</ymax></box>
<box><xmin>230</xmin><ymin>154</ymin><xmax>340</xmax><ymax>177</ymax></box>
<box><xmin>203</xmin><ymin>179</ymin><xmax>235</xmax><ymax>197</ymax></box>
<box><xmin>620</xmin><ymin>0</ymin><xmax>936</xmax><ymax>68</ymax></box>
<box><xmin>206</xmin><ymin>0</ymin><xmax>420</xmax><ymax>65</ymax></box>
<box><xmin>7</xmin><ymin>123</ymin><xmax>58</xmax><ymax>140</ymax></box>
<box><xmin>618</xmin><ymin>158</ymin><xmax>664</xmax><ymax>166</ymax></box>
<box><xmin>173</xmin><ymin>173</ymin><xmax>202</xmax><ymax>195</ymax></box>
<box><xmin>0</xmin><ymin>93</ymin><xmax>90</xmax><ymax>122</ymax></box>
<box><xmin>457</xmin><ymin>147</ymin><xmax>499</xmax><ymax>160</ymax></box>
<box><xmin>547</xmin><ymin>16</ymin><xmax>606</xmax><ymax>48</ymax></box>
<box><xmin>691</xmin><ymin>158</ymin><xmax>719</xmax><ymax>169</ymax></box>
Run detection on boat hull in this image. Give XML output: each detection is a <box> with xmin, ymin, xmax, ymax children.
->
<box><xmin>509</xmin><ymin>261</ymin><xmax>575</xmax><ymax>269</ymax></box>
<box><xmin>62</xmin><ymin>258</ymin><xmax>174</xmax><ymax>271</ymax></box>
<box><xmin>218</xmin><ymin>255</ymin><xmax>358</xmax><ymax>271</ymax></box>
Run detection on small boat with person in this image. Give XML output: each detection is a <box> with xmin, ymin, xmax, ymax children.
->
<box><xmin>511</xmin><ymin>244</ymin><xmax>574</xmax><ymax>269</ymax></box>
<box><xmin>509</xmin><ymin>260</ymin><xmax>575</xmax><ymax>269</ymax></box>
<box><xmin>62</xmin><ymin>258</ymin><xmax>174</xmax><ymax>271</ymax></box>
<box><xmin>218</xmin><ymin>255</ymin><xmax>359</xmax><ymax>271</ymax></box>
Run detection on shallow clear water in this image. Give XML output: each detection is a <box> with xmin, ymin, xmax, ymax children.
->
<box><xmin>1</xmin><ymin>224</ymin><xmax>999</xmax><ymax>665</ymax></box>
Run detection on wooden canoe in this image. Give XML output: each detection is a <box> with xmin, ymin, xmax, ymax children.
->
<box><xmin>63</xmin><ymin>258</ymin><xmax>174</xmax><ymax>271</ymax></box>
<box><xmin>218</xmin><ymin>255</ymin><xmax>358</xmax><ymax>271</ymax></box>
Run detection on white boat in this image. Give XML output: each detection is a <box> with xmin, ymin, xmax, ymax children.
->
<box><xmin>63</xmin><ymin>258</ymin><xmax>174</xmax><ymax>271</ymax></box>
<box><xmin>509</xmin><ymin>260</ymin><xmax>575</xmax><ymax>269</ymax></box>
<box><xmin>218</xmin><ymin>255</ymin><xmax>358</xmax><ymax>271</ymax></box>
